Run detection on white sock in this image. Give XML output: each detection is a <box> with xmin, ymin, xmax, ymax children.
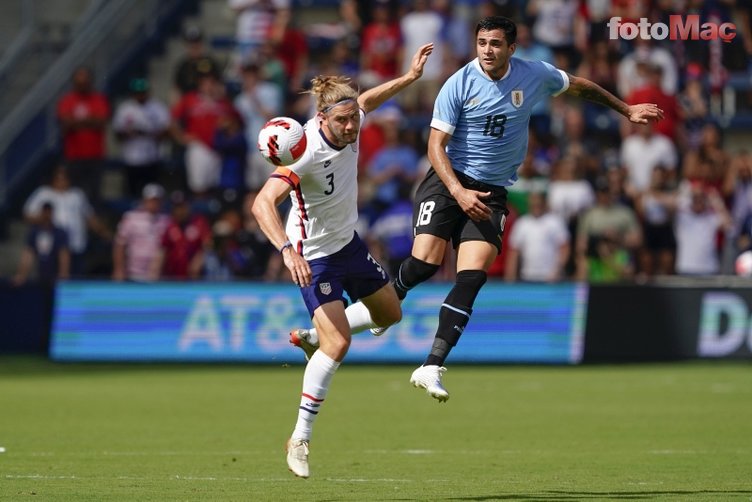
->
<box><xmin>307</xmin><ymin>302</ymin><xmax>376</xmax><ymax>344</ymax></box>
<box><xmin>292</xmin><ymin>350</ymin><xmax>340</xmax><ymax>441</ymax></box>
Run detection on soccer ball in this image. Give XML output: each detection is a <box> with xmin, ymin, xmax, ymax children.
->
<box><xmin>257</xmin><ymin>117</ymin><xmax>307</xmax><ymax>166</ymax></box>
<box><xmin>735</xmin><ymin>250</ymin><xmax>752</xmax><ymax>277</ymax></box>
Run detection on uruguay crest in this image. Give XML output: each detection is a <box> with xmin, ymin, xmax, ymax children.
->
<box><xmin>511</xmin><ymin>89</ymin><xmax>524</xmax><ymax>108</ymax></box>
<box><xmin>319</xmin><ymin>282</ymin><xmax>332</xmax><ymax>295</ymax></box>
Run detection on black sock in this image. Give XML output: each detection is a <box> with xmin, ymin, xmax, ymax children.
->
<box><xmin>393</xmin><ymin>256</ymin><xmax>440</xmax><ymax>300</ymax></box>
<box><xmin>425</xmin><ymin>304</ymin><xmax>471</xmax><ymax>366</ymax></box>
<box><xmin>424</xmin><ymin>270</ymin><xmax>487</xmax><ymax>366</ymax></box>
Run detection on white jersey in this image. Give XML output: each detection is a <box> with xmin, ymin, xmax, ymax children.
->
<box><xmin>271</xmin><ymin>112</ymin><xmax>363</xmax><ymax>260</ymax></box>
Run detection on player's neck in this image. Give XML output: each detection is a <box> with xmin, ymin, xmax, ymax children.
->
<box><xmin>484</xmin><ymin>61</ymin><xmax>510</xmax><ymax>81</ymax></box>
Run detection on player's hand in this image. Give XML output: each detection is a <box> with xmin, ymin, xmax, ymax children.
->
<box><xmin>408</xmin><ymin>43</ymin><xmax>434</xmax><ymax>80</ymax></box>
<box><xmin>627</xmin><ymin>103</ymin><xmax>664</xmax><ymax>124</ymax></box>
<box><xmin>283</xmin><ymin>249</ymin><xmax>312</xmax><ymax>287</ymax></box>
<box><xmin>455</xmin><ymin>188</ymin><xmax>492</xmax><ymax>222</ymax></box>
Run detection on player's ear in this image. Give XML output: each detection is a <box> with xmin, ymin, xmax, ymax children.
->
<box><xmin>508</xmin><ymin>42</ymin><xmax>517</xmax><ymax>56</ymax></box>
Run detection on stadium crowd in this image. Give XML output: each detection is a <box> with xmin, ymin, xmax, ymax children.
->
<box><xmin>10</xmin><ymin>0</ymin><xmax>752</xmax><ymax>286</ymax></box>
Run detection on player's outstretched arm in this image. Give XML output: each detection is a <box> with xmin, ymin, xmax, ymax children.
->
<box><xmin>565</xmin><ymin>74</ymin><xmax>664</xmax><ymax>124</ymax></box>
<box><xmin>357</xmin><ymin>43</ymin><xmax>433</xmax><ymax>114</ymax></box>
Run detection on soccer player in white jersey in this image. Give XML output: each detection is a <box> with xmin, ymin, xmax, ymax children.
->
<box><xmin>391</xmin><ymin>16</ymin><xmax>663</xmax><ymax>401</ymax></box>
<box><xmin>251</xmin><ymin>43</ymin><xmax>433</xmax><ymax>478</ymax></box>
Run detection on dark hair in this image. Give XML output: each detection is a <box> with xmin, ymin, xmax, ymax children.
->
<box><xmin>475</xmin><ymin>16</ymin><xmax>517</xmax><ymax>45</ymax></box>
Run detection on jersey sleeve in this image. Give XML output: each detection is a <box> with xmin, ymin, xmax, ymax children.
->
<box><xmin>430</xmin><ymin>73</ymin><xmax>463</xmax><ymax>135</ymax></box>
<box><xmin>539</xmin><ymin>61</ymin><xmax>569</xmax><ymax>97</ymax></box>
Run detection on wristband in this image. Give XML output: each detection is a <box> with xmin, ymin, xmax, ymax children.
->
<box><xmin>279</xmin><ymin>240</ymin><xmax>293</xmax><ymax>254</ymax></box>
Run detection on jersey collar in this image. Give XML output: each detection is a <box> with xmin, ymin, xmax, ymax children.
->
<box><xmin>472</xmin><ymin>57</ymin><xmax>512</xmax><ymax>82</ymax></box>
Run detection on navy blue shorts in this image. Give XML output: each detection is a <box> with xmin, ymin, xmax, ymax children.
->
<box><xmin>299</xmin><ymin>233</ymin><xmax>389</xmax><ymax>318</ymax></box>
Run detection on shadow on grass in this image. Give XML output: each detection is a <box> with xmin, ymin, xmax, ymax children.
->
<box><xmin>446</xmin><ymin>490</ymin><xmax>752</xmax><ymax>500</ymax></box>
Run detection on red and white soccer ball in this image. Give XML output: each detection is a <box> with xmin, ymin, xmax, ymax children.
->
<box><xmin>735</xmin><ymin>250</ymin><xmax>752</xmax><ymax>277</ymax></box>
<box><xmin>257</xmin><ymin>117</ymin><xmax>307</xmax><ymax>166</ymax></box>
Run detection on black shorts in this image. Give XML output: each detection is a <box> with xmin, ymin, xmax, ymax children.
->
<box><xmin>412</xmin><ymin>167</ymin><xmax>509</xmax><ymax>252</ymax></box>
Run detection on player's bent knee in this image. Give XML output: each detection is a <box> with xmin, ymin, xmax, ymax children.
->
<box><xmin>372</xmin><ymin>303</ymin><xmax>402</xmax><ymax>328</ymax></box>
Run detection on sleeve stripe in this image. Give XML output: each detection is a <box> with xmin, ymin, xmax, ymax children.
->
<box><xmin>430</xmin><ymin>118</ymin><xmax>455</xmax><ymax>135</ymax></box>
<box><xmin>271</xmin><ymin>166</ymin><xmax>300</xmax><ymax>187</ymax></box>
<box><xmin>552</xmin><ymin>70</ymin><xmax>570</xmax><ymax>97</ymax></box>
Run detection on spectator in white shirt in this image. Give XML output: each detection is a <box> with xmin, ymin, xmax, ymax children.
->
<box><xmin>505</xmin><ymin>191</ymin><xmax>570</xmax><ymax>283</ymax></box>
<box><xmin>23</xmin><ymin>166</ymin><xmax>110</xmax><ymax>276</ymax></box>
<box><xmin>620</xmin><ymin>122</ymin><xmax>678</xmax><ymax>199</ymax></box>
<box><xmin>674</xmin><ymin>186</ymin><xmax>732</xmax><ymax>276</ymax></box>
<box><xmin>112</xmin><ymin>78</ymin><xmax>171</xmax><ymax>199</ymax></box>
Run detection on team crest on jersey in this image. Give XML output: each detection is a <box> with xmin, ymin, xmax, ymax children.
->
<box><xmin>319</xmin><ymin>282</ymin><xmax>332</xmax><ymax>295</ymax></box>
<box><xmin>511</xmin><ymin>90</ymin><xmax>524</xmax><ymax>108</ymax></box>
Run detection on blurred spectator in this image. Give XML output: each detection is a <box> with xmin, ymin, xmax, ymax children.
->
<box><xmin>23</xmin><ymin>166</ymin><xmax>110</xmax><ymax>276</ymax></box>
<box><xmin>434</xmin><ymin>0</ymin><xmax>473</xmax><ymax>68</ymax></box>
<box><xmin>527</xmin><ymin>0</ymin><xmax>578</xmax><ymax>61</ymax></box>
<box><xmin>620</xmin><ymin>122</ymin><xmax>678</xmax><ymax>199</ymax></box>
<box><xmin>616</xmin><ymin>38</ymin><xmax>678</xmax><ymax>98</ymax></box>
<box><xmin>112</xmin><ymin>183</ymin><xmax>170</xmax><ymax>282</ymax></box>
<box><xmin>636</xmin><ymin>166</ymin><xmax>677</xmax><ymax>278</ymax></box>
<box><xmin>626</xmin><ymin>63</ymin><xmax>681</xmax><ymax>142</ymax></box>
<box><xmin>724</xmin><ymin>150</ymin><xmax>752</xmax><ymax>244</ymax></box>
<box><xmin>171</xmin><ymin>73</ymin><xmax>238</xmax><ymax>196</ymax></box>
<box><xmin>112</xmin><ymin>77</ymin><xmax>171</xmax><ymax>199</ymax></box>
<box><xmin>56</xmin><ymin>66</ymin><xmax>110</xmax><ymax>201</ymax></box>
<box><xmin>574</xmin><ymin>40</ymin><xmax>618</xmax><ymax>95</ymax></box>
<box><xmin>681</xmin><ymin>123</ymin><xmax>729</xmax><ymax>192</ymax></box>
<box><xmin>674</xmin><ymin>186</ymin><xmax>732</xmax><ymax>275</ymax></box>
<box><xmin>359</xmin><ymin>1</ymin><xmax>403</xmax><ymax>86</ymax></box>
<box><xmin>202</xmin><ymin>220</ymin><xmax>237</xmax><ymax>281</ymax></box>
<box><xmin>173</xmin><ymin>26</ymin><xmax>223</xmax><ymax>96</ymax></box>
<box><xmin>274</xmin><ymin>15</ymin><xmax>309</xmax><ymax>94</ymax></box>
<box><xmin>579</xmin><ymin>230</ymin><xmax>635</xmax><ymax>283</ymax></box>
<box><xmin>398</xmin><ymin>0</ymin><xmax>446</xmax><ymax>112</ymax></box>
<box><xmin>547</xmin><ymin>155</ymin><xmax>595</xmax><ymax>228</ymax></box>
<box><xmin>678</xmin><ymin>66</ymin><xmax>709</xmax><ymax>150</ymax></box>
<box><xmin>236</xmin><ymin>191</ymin><xmax>280</xmax><ymax>280</ymax></box>
<box><xmin>155</xmin><ymin>191</ymin><xmax>212</xmax><ymax>280</ymax></box>
<box><xmin>365</xmin><ymin>105</ymin><xmax>420</xmax><ymax>216</ymax></box>
<box><xmin>576</xmin><ymin>177</ymin><xmax>642</xmax><ymax>280</ymax></box>
<box><xmin>13</xmin><ymin>202</ymin><xmax>70</xmax><ymax>286</ymax></box>
<box><xmin>369</xmin><ymin>182</ymin><xmax>415</xmax><ymax>276</ymax></box>
<box><xmin>214</xmin><ymin>110</ymin><xmax>249</xmax><ymax>203</ymax></box>
<box><xmin>228</xmin><ymin>0</ymin><xmax>290</xmax><ymax>61</ymax></box>
<box><xmin>505</xmin><ymin>191</ymin><xmax>570</xmax><ymax>283</ymax></box>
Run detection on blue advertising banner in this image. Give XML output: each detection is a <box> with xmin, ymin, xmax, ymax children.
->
<box><xmin>51</xmin><ymin>281</ymin><xmax>588</xmax><ymax>363</ymax></box>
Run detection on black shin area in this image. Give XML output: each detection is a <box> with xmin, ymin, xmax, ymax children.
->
<box><xmin>425</xmin><ymin>270</ymin><xmax>487</xmax><ymax>366</ymax></box>
<box><xmin>393</xmin><ymin>256</ymin><xmax>440</xmax><ymax>300</ymax></box>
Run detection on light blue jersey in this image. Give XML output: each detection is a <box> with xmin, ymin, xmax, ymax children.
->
<box><xmin>430</xmin><ymin>57</ymin><xmax>569</xmax><ymax>187</ymax></box>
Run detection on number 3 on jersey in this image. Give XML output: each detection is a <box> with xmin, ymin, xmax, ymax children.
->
<box><xmin>416</xmin><ymin>201</ymin><xmax>435</xmax><ymax>226</ymax></box>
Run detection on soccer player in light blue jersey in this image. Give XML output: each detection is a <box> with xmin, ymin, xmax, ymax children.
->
<box><xmin>396</xmin><ymin>16</ymin><xmax>664</xmax><ymax>401</ymax></box>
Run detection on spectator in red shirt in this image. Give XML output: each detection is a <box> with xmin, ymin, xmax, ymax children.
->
<box><xmin>56</xmin><ymin>66</ymin><xmax>110</xmax><ymax>202</ymax></box>
<box><xmin>156</xmin><ymin>191</ymin><xmax>212</xmax><ymax>279</ymax></box>
<box><xmin>626</xmin><ymin>63</ymin><xmax>681</xmax><ymax>142</ymax></box>
<box><xmin>171</xmin><ymin>72</ymin><xmax>238</xmax><ymax>196</ymax></box>
<box><xmin>359</xmin><ymin>1</ymin><xmax>403</xmax><ymax>85</ymax></box>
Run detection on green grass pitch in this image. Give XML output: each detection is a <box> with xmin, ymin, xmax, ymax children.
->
<box><xmin>1</xmin><ymin>357</ymin><xmax>750</xmax><ymax>501</ymax></box>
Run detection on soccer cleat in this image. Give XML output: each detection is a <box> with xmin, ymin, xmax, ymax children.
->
<box><xmin>285</xmin><ymin>438</ymin><xmax>310</xmax><ymax>478</ymax></box>
<box><xmin>369</xmin><ymin>326</ymin><xmax>388</xmax><ymax>336</ymax></box>
<box><xmin>289</xmin><ymin>329</ymin><xmax>319</xmax><ymax>360</ymax></box>
<box><xmin>410</xmin><ymin>365</ymin><xmax>450</xmax><ymax>402</ymax></box>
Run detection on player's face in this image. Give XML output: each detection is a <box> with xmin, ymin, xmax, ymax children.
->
<box><xmin>476</xmin><ymin>29</ymin><xmax>516</xmax><ymax>79</ymax></box>
<box><xmin>321</xmin><ymin>101</ymin><xmax>361</xmax><ymax>147</ymax></box>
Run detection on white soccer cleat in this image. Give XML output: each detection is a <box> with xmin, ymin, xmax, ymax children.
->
<box><xmin>285</xmin><ymin>438</ymin><xmax>310</xmax><ymax>478</ymax></box>
<box><xmin>289</xmin><ymin>329</ymin><xmax>319</xmax><ymax>361</ymax></box>
<box><xmin>369</xmin><ymin>326</ymin><xmax>388</xmax><ymax>336</ymax></box>
<box><xmin>410</xmin><ymin>365</ymin><xmax>450</xmax><ymax>402</ymax></box>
